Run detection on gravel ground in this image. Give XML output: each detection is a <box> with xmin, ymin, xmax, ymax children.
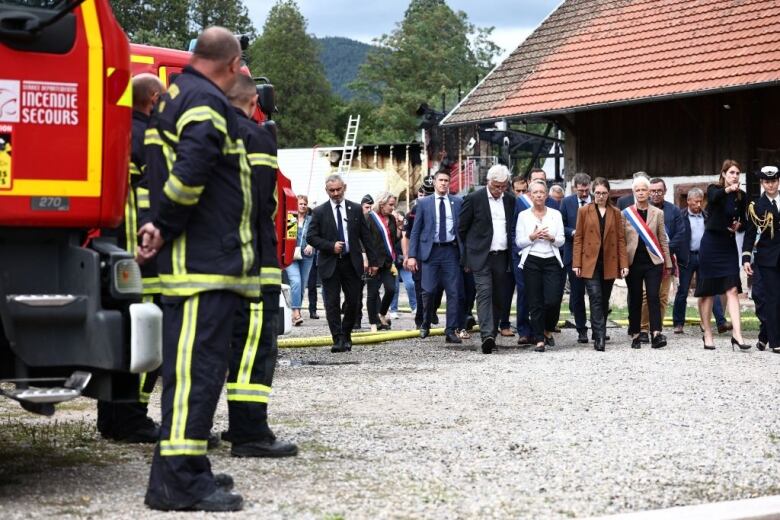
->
<box><xmin>1</xmin><ymin>307</ymin><xmax>779</xmax><ymax>519</ymax></box>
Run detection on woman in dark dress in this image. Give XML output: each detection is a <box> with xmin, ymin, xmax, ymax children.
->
<box><xmin>696</xmin><ymin>159</ymin><xmax>750</xmax><ymax>350</ymax></box>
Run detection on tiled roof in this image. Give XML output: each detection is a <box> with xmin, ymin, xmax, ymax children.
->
<box><xmin>442</xmin><ymin>0</ymin><xmax>780</xmax><ymax>125</ymax></box>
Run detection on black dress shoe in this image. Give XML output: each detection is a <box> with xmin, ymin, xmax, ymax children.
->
<box><xmin>465</xmin><ymin>315</ymin><xmax>477</xmax><ymax>331</ymax></box>
<box><xmin>651</xmin><ymin>333</ymin><xmax>667</xmax><ymax>349</ymax></box>
<box><xmin>717</xmin><ymin>322</ymin><xmax>733</xmax><ymax>334</ymax></box>
<box><xmin>146</xmin><ymin>488</ymin><xmax>244</xmax><ymax>512</ymax></box>
<box><xmin>431</xmin><ymin>315</ymin><xmax>440</xmax><ymax>325</ymax></box>
<box><xmin>214</xmin><ymin>473</ymin><xmax>234</xmax><ymax>491</ymax></box>
<box><xmin>112</xmin><ymin>421</ymin><xmax>160</xmax><ymax>444</ymax></box>
<box><xmin>331</xmin><ymin>338</ymin><xmax>347</xmax><ymax>353</ymax></box>
<box><xmin>638</xmin><ymin>332</ymin><xmax>650</xmax><ymax>344</ymax></box>
<box><xmin>419</xmin><ymin>328</ymin><xmax>430</xmax><ymax>339</ymax></box>
<box><xmin>544</xmin><ymin>335</ymin><xmax>555</xmax><ymax>347</ymax></box>
<box><xmin>445</xmin><ymin>332</ymin><xmax>462</xmax><ymax>344</ymax></box>
<box><xmin>481</xmin><ymin>336</ymin><xmax>495</xmax><ymax>354</ymax></box>
<box><xmin>343</xmin><ymin>339</ymin><xmax>353</xmax><ymax>352</ymax></box>
<box><xmin>231</xmin><ymin>437</ymin><xmax>299</xmax><ymax>458</ymax></box>
<box><xmin>631</xmin><ymin>336</ymin><xmax>642</xmax><ymax>349</ymax></box>
<box><xmin>309</xmin><ymin>311</ymin><xmax>320</xmax><ymax>319</ymax></box>
<box><xmin>757</xmin><ymin>339</ymin><xmax>767</xmax><ymax>351</ymax></box>
<box><xmin>577</xmin><ymin>330</ymin><xmax>588</xmax><ymax>344</ymax></box>
<box><xmin>594</xmin><ymin>337</ymin><xmax>605</xmax><ymax>352</ymax></box>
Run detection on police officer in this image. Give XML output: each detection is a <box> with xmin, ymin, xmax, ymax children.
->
<box><xmin>96</xmin><ymin>74</ymin><xmax>164</xmax><ymax>444</ymax></box>
<box><xmin>743</xmin><ymin>165</ymin><xmax>780</xmax><ymax>353</ymax></box>
<box><xmin>221</xmin><ymin>74</ymin><xmax>297</xmax><ymax>458</ymax></box>
<box><xmin>138</xmin><ymin>27</ymin><xmax>250</xmax><ymax>512</ymax></box>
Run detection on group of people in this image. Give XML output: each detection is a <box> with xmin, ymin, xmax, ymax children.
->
<box><xmin>306</xmin><ymin>159</ymin><xmax>780</xmax><ymax>359</ymax></box>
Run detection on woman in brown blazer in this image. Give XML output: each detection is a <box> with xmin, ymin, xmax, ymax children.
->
<box><xmin>573</xmin><ymin>178</ymin><xmax>628</xmax><ymax>351</ymax></box>
<box><xmin>622</xmin><ymin>176</ymin><xmax>673</xmax><ymax>349</ymax></box>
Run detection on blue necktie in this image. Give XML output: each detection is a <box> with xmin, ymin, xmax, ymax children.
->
<box><xmin>336</xmin><ymin>204</ymin><xmax>346</xmax><ymax>251</ymax></box>
<box><xmin>438</xmin><ymin>196</ymin><xmax>447</xmax><ymax>243</ymax></box>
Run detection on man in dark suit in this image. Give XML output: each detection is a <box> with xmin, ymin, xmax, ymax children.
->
<box><xmin>743</xmin><ymin>165</ymin><xmax>780</xmax><ymax>352</ymax></box>
<box><xmin>408</xmin><ymin>170</ymin><xmax>464</xmax><ymax>343</ymax></box>
<box><xmin>458</xmin><ymin>165</ymin><xmax>515</xmax><ymax>354</ymax></box>
<box><xmin>560</xmin><ymin>172</ymin><xmax>592</xmax><ymax>343</ymax></box>
<box><xmin>307</xmin><ymin>174</ymin><xmax>378</xmax><ymax>352</ymax></box>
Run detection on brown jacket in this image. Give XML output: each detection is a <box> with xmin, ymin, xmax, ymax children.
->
<box><xmin>622</xmin><ymin>204</ymin><xmax>672</xmax><ymax>268</ymax></box>
<box><xmin>572</xmin><ymin>204</ymin><xmax>628</xmax><ymax>279</ymax></box>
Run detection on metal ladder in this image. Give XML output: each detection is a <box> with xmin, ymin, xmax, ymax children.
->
<box><xmin>337</xmin><ymin>114</ymin><xmax>360</xmax><ymax>175</ymax></box>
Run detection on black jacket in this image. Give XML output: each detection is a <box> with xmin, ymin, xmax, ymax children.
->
<box><xmin>704</xmin><ymin>184</ymin><xmax>746</xmax><ymax>235</ymax></box>
<box><xmin>458</xmin><ymin>187</ymin><xmax>515</xmax><ymax>272</ymax></box>
<box><xmin>146</xmin><ymin>66</ymin><xmax>259</xmax><ymax>298</ymax></box>
<box><xmin>307</xmin><ymin>199</ymin><xmax>377</xmax><ymax>279</ymax></box>
<box><xmin>366</xmin><ymin>211</ymin><xmax>398</xmax><ymax>269</ymax></box>
<box><xmin>742</xmin><ymin>194</ymin><xmax>780</xmax><ymax>267</ymax></box>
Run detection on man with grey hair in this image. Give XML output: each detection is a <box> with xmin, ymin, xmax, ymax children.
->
<box><xmin>307</xmin><ymin>174</ymin><xmax>378</xmax><ymax>352</ymax></box>
<box><xmin>672</xmin><ymin>187</ymin><xmax>729</xmax><ymax>333</ymax></box>
<box><xmin>549</xmin><ymin>184</ymin><xmax>565</xmax><ymax>204</ymax></box>
<box><xmin>560</xmin><ymin>172</ymin><xmax>593</xmax><ymax>343</ymax></box>
<box><xmin>458</xmin><ymin>164</ymin><xmax>516</xmax><ymax>353</ymax></box>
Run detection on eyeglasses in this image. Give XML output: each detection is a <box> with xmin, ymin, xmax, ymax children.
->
<box><xmin>649</xmin><ymin>190</ymin><xmax>664</xmax><ymax>194</ymax></box>
<box><xmin>593</xmin><ymin>192</ymin><xmax>609</xmax><ymax>197</ymax></box>
<box><xmin>515</xmin><ymin>189</ymin><xmax>527</xmax><ymax>194</ymax></box>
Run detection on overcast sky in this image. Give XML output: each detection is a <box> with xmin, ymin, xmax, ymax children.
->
<box><xmin>247</xmin><ymin>1</ymin><xmax>562</xmax><ymax>58</ymax></box>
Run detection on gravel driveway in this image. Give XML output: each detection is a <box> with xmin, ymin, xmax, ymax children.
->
<box><xmin>1</xmin><ymin>311</ymin><xmax>779</xmax><ymax>519</ymax></box>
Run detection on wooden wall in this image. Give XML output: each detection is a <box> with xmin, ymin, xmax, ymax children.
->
<box><xmin>563</xmin><ymin>85</ymin><xmax>780</xmax><ymax>197</ymax></box>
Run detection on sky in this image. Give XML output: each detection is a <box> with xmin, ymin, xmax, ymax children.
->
<box><xmin>247</xmin><ymin>1</ymin><xmax>562</xmax><ymax>59</ymax></box>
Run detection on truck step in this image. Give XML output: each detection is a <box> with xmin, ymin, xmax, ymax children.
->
<box><xmin>0</xmin><ymin>371</ymin><xmax>92</xmax><ymax>404</ymax></box>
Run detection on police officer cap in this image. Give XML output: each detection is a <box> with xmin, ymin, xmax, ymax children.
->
<box><xmin>361</xmin><ymin>194</ymin><xmax>374</xmax><ymax>205</ymax></box>
<box><xmin>757</xmin><ymin>165</ymin><xmax>779</xmax><ymax>180</ymax></box>
<box><xmin>420</xmin><ymin>176</ymin><xmax>435</xmax><ymax>194</ymax></box>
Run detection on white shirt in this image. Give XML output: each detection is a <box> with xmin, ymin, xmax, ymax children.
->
<box><xmin>577</xmin><ymin>196</ymin><xmax>592</xmax><ymax>207</ymax></box>
<box><xmin>329</xmin><ymin>199</ymin><xmax>350</xmax><ymax>252</ymax></box>
<box><xmin>487</xmin><ymin>190</ymin><xmax>508</xmax><ymax>251</ymax></box>
<box><xmin>768</xmin><ymin>193</ymin><xmax>780</xmax><ymax>209</ymax></box>
<box><xmin>433</xmin><ymin>194</ymin><xmax>455</xmax><ymax>242</ymax></box>
<box><xmin>515</xmin><ymin>207</ymin><xmax>565</xmax><ymax>268</ymax></box>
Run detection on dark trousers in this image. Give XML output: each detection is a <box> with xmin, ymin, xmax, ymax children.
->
<box><xmin>583</xmin><ymin>264</ymin><xmax>615</xmax><ymax>342</ymax></box>
<box><xmin>673</xmin><ymin>251</ymin><xmax>726</xmax><ymax>326</ymax></box>
<box><xmin>473</xmin><ymin>251</ymin><xmax>512</xmax><ymax>340</ymax></box>
<box><xmin>146</xmin><ymin>291</ymin><xmax>241</xmax><ymax>510</ymax></box>
<box><xmin>367</xmin><ymin>266</ymin><xmax>396</xmax><ymax>324</ymax></box>
<box><xmin>759</xmin><ymin>264</ymin><xmax>780</xmax><ymax>348</ymax></box>
<box><xmin>421</xmin><ymin>244</ymin><xmax>462</xmax><ymax>333</ymax></box>
<box><xmin>322</xmin><ymin>257</ymin><xmax>361</xmax><ymax>342</ymax></box>
<box><xmin>412</xmin><ymin>266</ymin><xmax>442</xmax><ymax>327</ymax></box>
<box><xmin>307</xmin><ymin>254</ymin><xmax>319</xmax><ymax>314</ymax></box>
<box><xmin>566</xmin><ymin>263</ymin><xmax>587</xmax><ymax>331</ymax></box>
<box><xmin>512</xmin><ymin>258</ymin><xmax>531</xmax><ymax>337</ymax></box>
<box><xmin>499</xmin><ymin>281</ymin><xmax>515</xmax><ymax>330</ymax></box>
<box><xmin>627</xmin><ymin>262</ymin><xmax>662</xmax><ymax>335</ymax></box>
<box><xmin>97</xmin><ymin>371</ymin><xmax>158</xmax><ymax>437</ymax></box>
<box><xmin>751</xmin><ymin>263</ymin><xmax>768</xmax><ymax>344</ymax></box>
<box><xmin>225</xmin><ymin>294</ymin><xmax>278</xmax><ymax>445</ymax></box>
<box><xmin>463</xmin><ymin>270</ymin><xmax>476</xmax><ymax>319</ymax></box>
<box><xmin>522</xmin><ymin>255</ymin><xmax>563</xmax><ymax>341</ymax></box>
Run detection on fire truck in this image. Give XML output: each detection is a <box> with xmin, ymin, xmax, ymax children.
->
<box><xmin>0</xmin><ymin>0</ymin><xmax>295</xmax><ymax>415</ymax></box>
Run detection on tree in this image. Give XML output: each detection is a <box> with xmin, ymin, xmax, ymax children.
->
<box><xmin>247</xmin><ymin>0</ymin><xmax>335</xmax><ymax>148</ymax></box>
<box><xmin>190</xmin><ymin>0</ymin><xmax>256</xmax><ymax>38</ymax></box>
<box><xmin>352</xmin><ymin>0</ymin><xmax>500</xmax><ymax>142</ymax></box>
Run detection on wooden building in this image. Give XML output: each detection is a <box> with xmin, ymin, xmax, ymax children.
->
<box><xmin>441</xmin><ymin>0</ymin><xmax>780</xmax><ymax>200</ymax></box>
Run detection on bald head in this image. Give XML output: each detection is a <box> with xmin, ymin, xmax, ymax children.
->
<box><xmin>193</xmin><ymin>26</ymin><xmax>241</xmax><ymax>64</ymax></box>
<box><xmin>132</xmin><ymin>73</ymin><xmax>164</xmax><ymax>114</ymax></box>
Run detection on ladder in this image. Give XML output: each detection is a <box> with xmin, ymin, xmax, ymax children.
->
<box><xmin>337</xmin><ymin>114</ymin><xmax>360</xmax><ymax>175</ymax></box>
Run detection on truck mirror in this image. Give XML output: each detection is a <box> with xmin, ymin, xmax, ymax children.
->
<box><xmin>256</xmin><ymin>83</ymin><xmax>276</xmax><ymax>119</ymax></box>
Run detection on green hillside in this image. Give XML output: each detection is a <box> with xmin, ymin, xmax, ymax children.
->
<box><xmin>317</xmin><ymin>36</ymin><xmax>372</xmax><ymax>101</ymax></box>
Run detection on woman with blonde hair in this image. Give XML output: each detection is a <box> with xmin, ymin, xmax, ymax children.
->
<box><xmin>573</xmin><ymin>178</ymin><xmax>629</xmax><ymax>351</ymax></box>
<box><xmin>622</xmin><ymin>176</ymin><xmax>672</xmax><ymax>349</ymax></box>
<box><xmin>285</xmin><ymin>195</ymin><xmax>314</xmax><ymax>326</ymax></box>
<box><xmin>366</xmin><ymin>192</ymin><xmax>398</xmax><ymax>332</ymax></box>
<box><xmin>697</xmin><ymin>159</ymin><xmax>750</xmax><ymax>350</ymax></box>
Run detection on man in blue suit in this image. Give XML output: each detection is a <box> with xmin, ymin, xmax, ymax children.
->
<box><xmin>408</xmin><ymin>170</ymin><xmax>464</xmax><ymax>343</ymax></box>
<box><xmin>560</xmin><ymin>173</ymin><xmax>592</xmax><ymax>343</ymax></box>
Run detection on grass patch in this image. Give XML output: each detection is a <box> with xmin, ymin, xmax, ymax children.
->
<box><xmin>0</xmin><ymin>418</ymin><xmax>123</xmax><ymax>486</ymax></box>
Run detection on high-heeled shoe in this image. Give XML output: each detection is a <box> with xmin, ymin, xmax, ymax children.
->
<box><xmin>702</xmin><ymin>336</ymin><xmax>715</xmax><ymax>350</ymax></box>
<box><xmin>731</xmin><ymin>337</ymin><xmax>751</xmax><ymax>351</ymax></box>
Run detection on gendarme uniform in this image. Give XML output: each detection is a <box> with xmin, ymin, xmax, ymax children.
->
<box><xmin>96</xmin><ymin>109</ymin><xmax>159</xmax><ymax>442</ymax></box>
<box><xmin>743</xmin><ymin>165</ymin><xmax>780</xmax><ymax>351</ymax></box>
<box><xmin>144</xmin><ymin>65</ymin><xmax>258</xmax><ymax>510</ymax></box>
<box><xmin>223</xmin><ymin>108</ymin><xmax>295</xmax><ymax>456</ymax></box>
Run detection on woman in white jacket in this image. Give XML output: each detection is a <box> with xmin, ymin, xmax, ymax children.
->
<box><xmin>516</xmin><ymin>180</ymin><xmax>565</xmax><ymax>352</ymax></box>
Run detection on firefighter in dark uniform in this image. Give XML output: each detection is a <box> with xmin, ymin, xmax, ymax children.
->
<box><xmin>222</xmin><ymin>74</ymin><xmax>297</xmax><ymax>457</ymax></box>
<box><xmin>97</xmin><ymin>73</ymin><xmax>164</xmax><ymax>443</ymax></box>
<box><xmin>743</xmin><ymin>164</ymin><xmax>780</xmax><ymax>353</ymax></box>
<box><xmin>137</xmin><ymin>27</ymin><xmax>248</xmax><ymax>512</ymax></box>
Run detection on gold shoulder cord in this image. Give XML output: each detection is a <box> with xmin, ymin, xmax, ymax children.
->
<box><xmin>747</xmin><ymin>201</ymin><xmax>774</xmax><ymax>240</ymax></box>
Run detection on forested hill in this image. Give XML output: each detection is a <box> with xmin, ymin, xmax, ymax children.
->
<box><xmin>317</xmin><ymin>36</ymin><xmax>372</xmax><ymax>101</ymax></box>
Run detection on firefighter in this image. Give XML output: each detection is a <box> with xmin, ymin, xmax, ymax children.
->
<box><xmin>222</xmin><ymin>74</ymin><xmax>297</xmax><ymax>457</ymax></box>
<box><xmin>96</xmin><ymin>73</ymin><xmax>164</xmax><ymax>444</ymax></box>
<box><xmin>138</xmin><ymin>27</ymin><xmax>250</xmax><ymax>512</ymax></box>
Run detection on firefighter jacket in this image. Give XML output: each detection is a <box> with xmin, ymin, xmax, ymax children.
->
<box><xmin>234</xmin><ymin>108</ymin><xmax>281</xmax><ymax>299</ymax></box>
<box><xmin>145</xmin><ymin>66</ymin><xmax>258</xmax><ymax>298</ymax></box>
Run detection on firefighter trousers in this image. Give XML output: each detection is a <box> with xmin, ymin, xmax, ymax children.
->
<box><xmin>226</xmin><ymin>295</ymin><xmax>279</xmax><ymax>444</ymax></box>
<box><xmin>145</xmin><ymin>290</ymin><xmax>241</xmax><ymax>509</ymax></box>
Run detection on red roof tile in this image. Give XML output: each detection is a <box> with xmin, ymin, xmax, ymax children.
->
<box><xmin>442</xmin><ymin>0</ymin><xmax>780</xmax><ymax>125</ymax></box>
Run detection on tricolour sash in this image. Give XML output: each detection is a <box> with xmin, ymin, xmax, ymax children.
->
<box><xmin>517</xmin><ymin>193</ymin><xmax>532</xmax><ymax>211</ymax></box>
<box><xmin>369</xmin><ymin>211</ymin><xmax>395</xmax><ymax>260</ymax></box>
<box><xmin>623</xmin><ymin>206</ymin><xmax>664</xmax><ymax>260</ymax></box>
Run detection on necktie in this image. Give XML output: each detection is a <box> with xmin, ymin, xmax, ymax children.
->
<box><xmin>336</xmin><ymin>204</ymin><xmax>346</xmax><ymax>251</ymax></box>
<box><xmin>773</xmin><ymin>199</ymin><xmax>778</xmax><ymax>214</ymax></box>
<box><xmin>580</xmin><ymin>199</ymin><xmax>586</xmax><ymax>207</ymax></box>
<box><xmin>438</xmin><ymin>197</ymin><xmax>447</xmax><ymax>243</ymax></box>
